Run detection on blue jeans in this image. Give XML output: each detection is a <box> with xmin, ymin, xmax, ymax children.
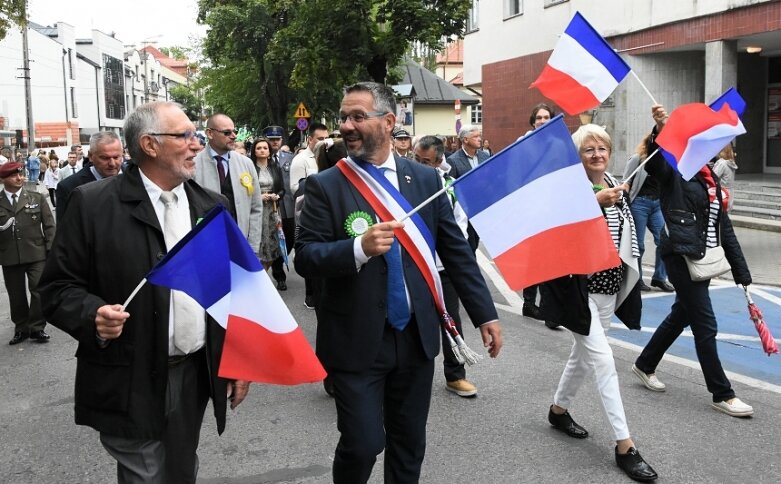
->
<box><xmin>629</xmin><ymin>196</ymin><xmax>667</xmax><ymax>282</ymax></box>
<box><xmin>635</xmin><ymin>255</ymin><xmax>735</xmax><ymax>402</ymax></box>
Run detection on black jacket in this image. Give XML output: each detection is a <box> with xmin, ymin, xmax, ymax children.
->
<box><xmin>255</xmin><ymin>160</ymin><xmax>286</xmax><ymax>200</ymax></box>
<box><xmin>645</xmin><ymin>127</ymin><xmax>751</xmax><ymax>285</ymax></box>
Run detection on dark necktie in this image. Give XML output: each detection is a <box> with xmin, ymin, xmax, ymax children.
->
<box><xmin>379</xmin><ymin>168</ymin><xmax>410</xmax><ymax>331</ymax></box>
<box><xmin>11</xmin><ymin>193</ymin><xmax>18</xmax><ymax>211</ymax></box>
<box><xmin>215</xmin><ymin>156</ymin><xmax>226</xmax><ymax>185</ymax></box>
<box><xmin>72</xmin><ymin>167</ymin><xmax>76</xmax><ymax>175</ymax></box>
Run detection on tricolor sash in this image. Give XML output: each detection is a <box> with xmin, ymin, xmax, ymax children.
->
<box><xmin>336</xmin><ymin>157</ymin><xmax>481</xmax><ymax>365</ymax></box>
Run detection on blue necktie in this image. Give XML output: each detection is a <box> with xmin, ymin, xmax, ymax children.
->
<box><xmin>379</xmin><ymin>167</ymin><xmax>410</xmax><ymax>330</ymax></box>
<box><xmin>384</xmin><ymin>238</ymin><xmax>410</xmax><ymax>330</ymax></box>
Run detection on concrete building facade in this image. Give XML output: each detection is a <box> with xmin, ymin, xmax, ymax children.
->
<box><xmin>463</xmin><ymin>0</ymin><xmax>781</xmax><ymax>175</ymax></box>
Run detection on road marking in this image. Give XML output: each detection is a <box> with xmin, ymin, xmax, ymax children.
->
<box><xmin>608</xmin><ymin>323</ymin><xmax>781</xmax><ymax>344</ymax></box>
<box><xmin>479</xmin><ymin>253</ymin><xmax>781</xmax><ymax>394</ymax></box>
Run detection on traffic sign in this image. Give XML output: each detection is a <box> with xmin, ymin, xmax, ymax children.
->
<box><xmin>296</xmin><ymin>117</ymin><xmax>309</xmax><ymax>131</ymax></box>
<box><xmin>293</xmin><ymin>102</ymin><xmax>311</xmax><ymax>119</ymax></box>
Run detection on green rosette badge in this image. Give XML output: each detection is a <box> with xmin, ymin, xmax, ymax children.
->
<box><xmin>344</xmin><ymin>211</ymin><xmax>373</xmax><ymax>238</ymax></box>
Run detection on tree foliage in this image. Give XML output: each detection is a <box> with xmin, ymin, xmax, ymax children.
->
<box><xmin>0</xmin><ymin>0</ymin><xmax>26</xmax><ymax>41</ymax></box>
<box><xmin>168</xmin><ymin>84</ymin><xmax>203</xmax><ymax>123</ymax></box>
<box><xmin>196</xmin><ymin>0</ymin><xmax>471</xmax><ymax>130</ymax></box>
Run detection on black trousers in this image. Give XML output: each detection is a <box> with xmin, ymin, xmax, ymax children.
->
<box><xmin>439</xmin><ymin>270</ymin><xmax>466</xmax><ymax>382</ymax></box>
<box><xmin>523</xmin><ymin>284</ymin><xmax>539</xmax><ymax>305</ymax></box>
<box><xmin>330</xmin><ymin>318</ymin><xmax>434</xmax><ymax>484</ymax></box>
<box><xmin>2</xmin><ymin>261</ymin><xmax>46</xmax><ymax>333</ymax></box>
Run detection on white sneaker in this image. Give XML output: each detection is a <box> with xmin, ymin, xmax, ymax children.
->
<box><xmin>712</xmin><ymin>397</ymin><xmax>754</xmax><ymax>417</ymax></box>
<box><xmin>631</xmin><ymin>364</ymin><xmax>666</xmax><ymax>392</ymax></box>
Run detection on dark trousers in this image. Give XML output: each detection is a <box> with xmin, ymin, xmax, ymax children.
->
<box><xmin>2</xmin><ymin>261</ymin><xmax>46</xmax><ymax>333</ymax></box>
<box><xmin>635</xmin><ymin>255</ymin><xmax>735</xmax><ymax>402</ymax></box>
<box><xmin>523</xmin><ymin>284</ymin><xmax>539</xmax><ymax>305</ymax></box>
<box><xmin>330</xmin><ymin>318</ymin><xmax>434</xmax><ymax>484</ymax></box>
<box><xmin>100</xmin><ymin>349</ymin><xmax>210</xmax><ymax>484</ymax></box>
<box><xmin>439</xmin><ymin>271</ymin><xmax>466</xmax><ymax>382</ymax></box>
<box><xmin>48</xmin><ymin>188</ymin><xmax>56</xmax><ymax>207</ymax></box>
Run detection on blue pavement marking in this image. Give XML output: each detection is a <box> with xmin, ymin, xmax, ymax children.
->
<box><xmin>609</xmin><ymin>284</ymin><xmax>781</xmax><ymax>386</ymax></box>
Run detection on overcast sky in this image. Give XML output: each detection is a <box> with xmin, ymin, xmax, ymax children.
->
<box><xmin>28</xmin><ymin>0</ymin><xmax>206</xmax><ymax>49</ymax></box>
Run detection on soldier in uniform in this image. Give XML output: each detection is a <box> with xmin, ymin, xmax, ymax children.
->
<box><xmin>0</xmin><ymin>162</ymin><xmax>55</xmax><ymax>344</ymax></box>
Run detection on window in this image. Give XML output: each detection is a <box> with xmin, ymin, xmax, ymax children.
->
<box><xmin>471</xmin><ymin>104</ymin><xmax>482</xmax><ymax>125</ymax></box>
<box><xmin>68</xmin><ymin>49</ymin><xmax>75</xmax><ymax>80</ymax></box>
<box><xmin>544</xmin><ymin>0</ymin><xmax>568</xmax><ymax>7</ymax></box>
<box><xmin>103</xmin><ymin>54</ymin><xmax>126</xmax><ymax>120</ymax></box>
<box><xmin>70</xmin><ymin>87</ymin><xmax>78</xmax><ymax>118</ymax></box>
<box><xmin>466</xmin><ymin>0</ymin><xmax>479</xmax><ymax>32</ymax></box>
<box><xmin>505</xmin><ymin>0</ymin><xmax>522</xmax><ymax>18</ymax></box>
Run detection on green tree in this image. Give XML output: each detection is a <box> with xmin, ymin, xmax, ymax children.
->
<box><xmin>159</xmin><ymin>45</ymin><xmax>188</xmax><ymax>61</ymax></box>
<box><xmin>196</xmin><ymin>0</ymin><xmax>472</xmax><ymax>129</ymax></box>
<box><xmin>0</xmin><ymin>0</ymin><xmax>26</xmax><ymax>41</ymax></box>
<box><xmin>168</xmin><ymin>84</ymin><xmax>203</xmax><ymax>123</ymax></box>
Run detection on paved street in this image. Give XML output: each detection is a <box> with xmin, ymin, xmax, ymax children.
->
<box><xmin>1</xmin><ymin>224</ymin><xmax>779</xmax><ymax>483</ymax></box>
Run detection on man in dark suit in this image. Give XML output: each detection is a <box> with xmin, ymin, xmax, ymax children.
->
<box><xmin>446</xmin><ymin>125</ymin><xmax>489</xmax><ymax>179</ymax></box>
<box><xmin>0</xmin><ymin>162</ymin><xmax>55</xmax><ymax>344</ymax></box>
<box><xmin>38</xmin><ymin>102</ymin><xmax>250</xmax><ymax>483</ymax></box>
<box><xmin>295</xmin><ymin>82</ymin><xmax>502</xmax><ymax>484</ymax></box>
<box><xmin>55</xmin><ymin>131</ymin><xmax>123</xmax><ymax>223</ymax></box>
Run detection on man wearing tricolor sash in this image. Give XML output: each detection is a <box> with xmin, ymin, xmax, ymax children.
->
<box><xmin>295</xmin><ymin>82</ymin><xmax>502</xmax><ymax>484</ymax></box>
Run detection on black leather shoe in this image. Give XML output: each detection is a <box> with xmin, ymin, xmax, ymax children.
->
<box><xmin>276</xmin><ymin>280</ymin><xmax>287</xmax><ymax>291</ymax></box>
<box><xmin>29</xmin><ymin>330</ymin><xmax>50</xmax><ymax>343</ymax></box>
<box><xmin>323</xmin><ymin>376</ymin><xmax>335</xmax><ymax>397</ymax></box>
<box><xmin>548</xmin><ymin>406</ymin><xmax>588</xmax><ymax>438</ymax></box>
<box><xmin>615</xmin><ymin>447</ymin><xmax>658</xmax><ymax>482</ymax></box>
<box><xmin>304</xmin><ymin>296</ymin><xmax>315</xmax><ymax>310</ymax></box>
<box><xmin>639</xmin><ymin>282</ymin><xmax>652</xmax><ymax>292</ymax></box>
<box><xmin>651</xmin><ymin>279</ymin><xmax>675</xmax><ymax>292</ymax></box>
<box><xmin>545</xmin><ymin>320</ymin><xmax>561</xmax><ymax>330</ymax></box>
<box><xmin>9</xmin><ymin>332</ymin><xmax>28</xmax><ymax>345</ymax></box>
<box><xmin>522</xmin><ymin>303</ymin><xmax>543</xmax><ymax>320</ymax></box>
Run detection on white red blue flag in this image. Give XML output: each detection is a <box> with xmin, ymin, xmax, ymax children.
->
<box><xmin>530</xmin><ymin>11</ymin><xmax>631</xmax><ymax>115</ymax></box>
<box><xmin>656</xmin><ymin>103</ymin><xmax>746</xmax><ymax>181</ymax></box>
<box><xmin>146</xmin><ymin>205</ymin><xmax>326</xmax><ymax>385</ymax></box>
<box><xmin>452</xmin><ymin>115</ymin><xmax>620</xmax><ymax>290</ymax></box>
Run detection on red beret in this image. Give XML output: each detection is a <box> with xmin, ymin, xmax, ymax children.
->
<box><xmin>0</xmin><ymin>162</ymin><xmax>24</xmax><ymax>178</ymax></box>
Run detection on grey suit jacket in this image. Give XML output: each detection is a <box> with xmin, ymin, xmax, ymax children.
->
<box><xmin>446</xmin><ymin>148</ymin><xmax>489</xmax><ymax>179</ymax></box>
<box><xmin>194</xmin><ymin>147</ymin><xmax>263</xmax><ymax>252</ymax></box>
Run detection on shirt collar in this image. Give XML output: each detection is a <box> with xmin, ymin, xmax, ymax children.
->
<box><xmin>376</xmin><ymin>150</ymin><xmax>397</xmax><ymax>172</ymax></box>
<box><xmin>138</xmin><ymin>167</ymin><xmax>186</xmax><ymax>205</ymax></box>
<box><xmin>208</xmin><ymin>146</ymin><xmax>231</xmax><ymax>161</ymax></box>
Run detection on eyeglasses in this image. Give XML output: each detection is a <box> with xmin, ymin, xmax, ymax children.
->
<box><xmin>582</xmin><ymin>147</ymin><xmax>609</xmax><ymax>157</ymax></box>
<box><xmin>147</xmin><ymin>131</ymin><xmax>197</xmax><ymax>141</ymax></box>
<box><xmin>208</xmin><ymin>128</ymin><xmax>239</xmax><ymax>136</ymax></box>
<box><xmin>338</xmin><ymin>111</ymin><xmax>388</xmax><ymax>124</ymax></box>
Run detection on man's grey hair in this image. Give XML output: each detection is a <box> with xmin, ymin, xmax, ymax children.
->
<box><xmin>89</xmin><ymin>131</ymin><xmax>121</xmax><ymax>154</ymax></box>
<box><xmin>416</xmin><ymin>135</ymin><xmax>444</xmax><ymax>161</ymax></box>
<box><xmin>343</xmin><ymin>82</ymin><xmax>397</xmax><ymax>118</ymax></box>
<box><xmin>457</xmin><ymin>124</ymin><xmax>480</xmax><ymax>141</ymax></box>
<box><xmin>124</xmin><ymin>102</ymin><xmax>177</xmax><ymax>162</ymax></box>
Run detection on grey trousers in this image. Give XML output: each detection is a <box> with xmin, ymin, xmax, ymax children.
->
<box><xmin>100</xmin><ymin>350</ymin><xmax>210</xmax><ymax>484</ymax></box>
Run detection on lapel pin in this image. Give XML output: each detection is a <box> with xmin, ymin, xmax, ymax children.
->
<box><xmin>404</xmin><ymin>175</ymin><xmax>411</xmax><ymax>184</ymax></box>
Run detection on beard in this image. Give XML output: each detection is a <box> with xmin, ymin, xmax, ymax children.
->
<box><xmin>343</xmin><ymin>128</ymin><xmax>385</xmax><ymax>163</ymax></box>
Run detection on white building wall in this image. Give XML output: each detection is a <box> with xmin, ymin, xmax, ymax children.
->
<box><xmin>75</xmin><ymin>30</ymin><xmax>126</xmax><ymax>130</ymax></box>
<box><xmin>0</xmin><ymin>27</ymin><xmax>66</xmax><ymax>129</ymax></box>
<box><xmin>463</xmin><ymin>0</ymin><xmax>773</xmax><ymax>86</ymax></box>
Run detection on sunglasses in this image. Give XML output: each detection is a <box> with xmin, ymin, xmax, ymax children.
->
<box><xmin>209</xmin><ymin>128</ymin><xmax>239</xmax><ymax>136</ymax></box>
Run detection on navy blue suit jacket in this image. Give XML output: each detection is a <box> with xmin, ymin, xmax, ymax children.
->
<box><xmin>294</xmin><ymin>155</ymin><xmax>497</xmax><ymax>372</ymax></box>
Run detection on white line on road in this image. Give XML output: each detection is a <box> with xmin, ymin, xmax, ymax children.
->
<box><xmin>478</xmin><ymin>251</ymin><xmax>781</xmax><ymax>394</ymax></box>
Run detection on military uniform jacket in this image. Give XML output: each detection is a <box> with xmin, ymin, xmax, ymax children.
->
<box><xmin>0</xmin><ymin>189</ymin><xmax>55</xmax><ymax>266</ymax></box>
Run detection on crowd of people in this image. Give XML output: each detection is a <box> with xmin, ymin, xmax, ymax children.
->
<box><xmin>0</xmin><ymin>81</ymin><xmax>755</xmax><ymax>483</ymax></box>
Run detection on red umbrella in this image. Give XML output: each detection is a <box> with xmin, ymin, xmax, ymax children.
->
<box><xmin>742</xmin><ymin>285</ymin><xmax>779</xmax><ymax>356</ymax></box>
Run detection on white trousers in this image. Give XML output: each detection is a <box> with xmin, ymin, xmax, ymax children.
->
<box><xmin>553</xmin><ymin>292</ymin><xmax>630</xmax><ymax>441</ymax></box>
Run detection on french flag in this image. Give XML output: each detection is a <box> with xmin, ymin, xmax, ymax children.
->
<box><xmin>146</xmin><ymin>205</ymin><xmax>326</xmax><ymax>385</ymax></box>
<box><xmin>656</xmin><ymin>102</ymin><xmax>746</xmax><ymax>181</ymax></box>
<box><xmin>530</xmin><ymin>11</ymin><xmax>631</xmax><ymax>116</ymax></box>
<box><xmin>453</xmin><ymin>115</ymin><xmax>620</xmax><ymax>290</ymax></box>
<box><xmin>709</xmin><ymin>86</ymin><xmax>746</xmax><ymax>117</ymax></box>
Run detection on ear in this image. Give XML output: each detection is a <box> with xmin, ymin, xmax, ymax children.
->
<box><xmin>139</xmin><ymin>135</ymin><xmax>158</xmax><ymax>159</ymax></box>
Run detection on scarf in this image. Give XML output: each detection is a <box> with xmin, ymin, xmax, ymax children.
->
<box><xmin>698</xmin><ymin>166</ymin><xmax>729</xmax><ymax>211</ymax></box>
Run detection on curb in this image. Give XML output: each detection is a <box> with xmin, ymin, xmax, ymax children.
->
<box><xmin>729</xmin><ymin>214</ymin><xmax>781</xmax><ymax>233</ymax></box>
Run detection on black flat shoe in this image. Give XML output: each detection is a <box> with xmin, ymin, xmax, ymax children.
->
<box><xmin>615</xmin><ymin>447</ymin><xmax>658</xmax><ymax>482</ymax></box>
<box><xmin>29</xmin><ymin>330</ymin><xmax>50</xmax><ymax>343</ymax></box>
<box><xmin>276</xmin><ymin>280</ymin><xmax>287</xmax><ymax>291</ymax></box>
<box><xmin>9</xmin><ymin>332</ymin><xmax>28</xmax><ymax>345</ymax></box>
<box><xmin>639</xmin><ymin>282</ymin><xmax>652</xmax><ymax>292</ymax></box>
<box><xmin>548</xmin><ymin>406</ymin><xmax>588</xmax><ymax>438</ymax></box>
<box><xmin>522</xmin><ymin>303</ymin><xmax>543</xmax><ymax>320</ymax></box>
<box><xmin>651</xmin><ymin>279</ymin><xmax>675</xmax><ymax>292</ymax></box>
<box><xmin>545</xmin><ymin>320</ymin><xmax>561</xmax><ymax>330</ymax></box>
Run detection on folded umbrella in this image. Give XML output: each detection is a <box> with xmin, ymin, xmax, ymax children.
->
<box><xmin>742</xmin><ymin>285</ymin><xmax>779</xmax><ymax>356</ymax></box>
<box><xmin>273</xmin><ymin>201</ymin><xmax>289</xmax><ymax>271</ymax></box>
